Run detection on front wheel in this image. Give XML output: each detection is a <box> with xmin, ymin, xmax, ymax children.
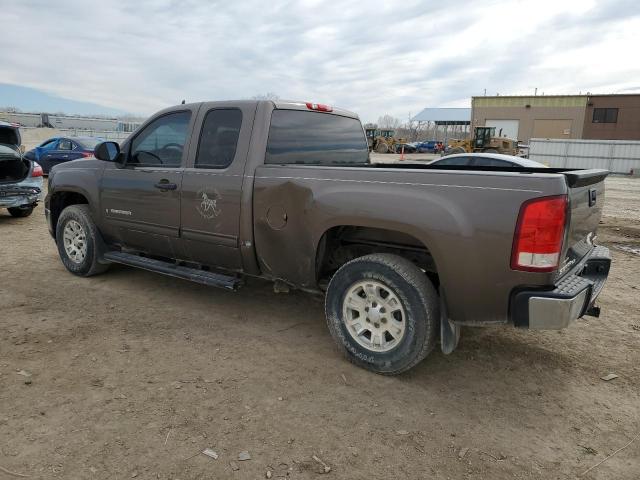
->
<box><xmin>8</xmin><ymin>206</ymin><xmax>34</xmax><ymax>217</ymax></box>
<box><xmin>325</xmin><ymin>254</ymin><xmax>439</xmax><ymax>375</ymax></box>
<box><xmin>55</xmin><ymin>205</ymin><xmax>109</xmax><ymax>277</ymax></box>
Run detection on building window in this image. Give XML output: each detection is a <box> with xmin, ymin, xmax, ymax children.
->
<box><xmin>592</xmin><ymin>108</ymin><xmax>618</xmax><ymax>123</ymax></box>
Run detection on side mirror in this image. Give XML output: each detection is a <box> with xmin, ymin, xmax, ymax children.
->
<box><xmin>94</xmin><ymin>141</ymin><xmax>121</xmax><ymax>162</ymax></box>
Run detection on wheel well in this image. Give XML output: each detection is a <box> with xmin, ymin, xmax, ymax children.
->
<box><xmin>316</xmin><ymin>226</ymin><xmax>439</xmax><ymax>289</ymax></box>
<box><xmin>50</xmin><ymin>191</ymin><xmax>89</xmax><ymax>233</ymax></box>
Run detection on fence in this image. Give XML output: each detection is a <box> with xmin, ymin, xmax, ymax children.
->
<box><xmin>50</xmin><ymin>128</ymin><xmax>131</xmax><ymax>142</ymax></box>
<box><xmin>18</xmin><ymin>127</ymin><xmax>131</xmax><ymax>150</ymax></box>
<box><xmin>528</xmin><ymin>138</ymin><xmax>640</xmax><ymax>175</ymax></box>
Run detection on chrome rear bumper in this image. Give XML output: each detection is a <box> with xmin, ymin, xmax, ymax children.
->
<box><xmin>511</xmin><ymin>246</ymin><xmax>611</xmax><ymax>329</ymax></box>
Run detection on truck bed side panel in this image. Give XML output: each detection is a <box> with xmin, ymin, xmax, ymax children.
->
<box><xmin>253</xmin><ymin>165</ymin><xmax>570</xmax><ymax>325</ymax></box>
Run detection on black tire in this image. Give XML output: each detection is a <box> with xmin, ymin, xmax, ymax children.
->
<box><xmin>8</xmin><ymin>206</ymin><xmax>34</xmax><ymax>217</ymax></box>
<box><xmin>55</xmin><ymin>204</ymin><xmax>109</xmax><ymax>277</ymax></box>
<box><xmin>325</xmin><ymin>253</ymin><xmax>439</xmax><ymax>375</ymax></box>
<box><xmin>375</xmin><ymin>142</ymin><xmax>389</xmax><ymax>154</ymax></box>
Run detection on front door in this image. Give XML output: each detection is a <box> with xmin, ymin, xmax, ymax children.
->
<box><xmin>100</xmin><ymin>108</ymin><xmax>197</xmax><ymax>258</ymax></box>
<box><xmin>180</xmin><ymin>103</ymin><xmax>256</xmax><ymax>270</ymax></box>
<box><xmin>36</xmin><ymin>138</ymin><xmax>60</xmax><ymax>173</ymax></box>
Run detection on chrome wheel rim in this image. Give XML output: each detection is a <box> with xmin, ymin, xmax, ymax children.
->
<box><xmin>63</xmin><ymin>220</ymin><xmax>87</xmax><ymax>263</ymax></box>
<box><xmin>342</xmin><ymin>280</ymin><xmax>406</xmax><ymax>352</ymax></box>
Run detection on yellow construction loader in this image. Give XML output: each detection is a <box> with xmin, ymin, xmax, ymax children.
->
<box><xmin>365</xmin><ymin>128</ymin><xmax>406</xmax><ymax>153</ymax></box>
<box><xmin>447</xmin><ymin>126</ymin><xmax>517</xmax><ymax>155</ymax></box>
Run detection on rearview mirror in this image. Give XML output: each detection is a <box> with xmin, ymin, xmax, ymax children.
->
<box><xmin>94</xmin><ymin>141</ymin><xmax>121</xmax><ymax>162</ymax></box>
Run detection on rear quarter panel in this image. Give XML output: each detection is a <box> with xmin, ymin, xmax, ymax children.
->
<box><xmin>253</xmin><ymin>165</ymin><xmax>570</xmax><ymax>324</ymax></box>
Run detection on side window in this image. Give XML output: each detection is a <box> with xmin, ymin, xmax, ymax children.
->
<box><xmin>129</xmin><ymin>111</ymin><xmax>191</xmax><ymax>167</ymax></box>
<box><xmin>58</xmin><ymin>139</ymin><xmax>73</xmax><ymax>150</ymax></box>
<box><xmin>435</xmin><ymin>157</ymin><xmax>470</xmax><ymax>166</ymax></box>
<box><xmin>195</xmin><ymin>109</ymin><xmax>242</xmax><ymax>169</ymax></box>
<box><xmin>472</xmin><ymin>157</ymin><xmax>511</xmax><ymax>167</ymax></box>
<box><xmin>592</xmin><ymin>108</ymin><xmax>618</xmax><ymax>123</ymax></box>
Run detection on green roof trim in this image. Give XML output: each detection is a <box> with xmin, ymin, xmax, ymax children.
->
<box><xmin>472</xmin><ymin>96</ymin><xmax>587</xmax><ymax>108</ymax></box>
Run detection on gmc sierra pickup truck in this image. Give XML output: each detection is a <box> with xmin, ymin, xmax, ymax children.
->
<box><xmin>45</xmin><ymin>100</ymin><xmax>611</xmax><ymax>374</ymax></box>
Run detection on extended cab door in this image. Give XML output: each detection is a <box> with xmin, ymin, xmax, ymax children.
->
<box><xmin>179</xmin><ymin>102</ymin><xmax>257</xmax><ymax>270</ymax></box>
<box><xmin>100</xmin><ymin>107</ymin><xmax>198</xmax><ymax>258</ymax></box>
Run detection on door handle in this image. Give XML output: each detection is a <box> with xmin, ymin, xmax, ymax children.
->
<box><xmin>154</xmin><ymin>181</ymin><xmax>177</xmax><ymax>191</ymax></box>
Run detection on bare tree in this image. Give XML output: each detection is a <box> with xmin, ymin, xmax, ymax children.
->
<box><xmin>377</xmin><ymin>114</ymin><xmax>401</xmax><ymax>130</ymax></box>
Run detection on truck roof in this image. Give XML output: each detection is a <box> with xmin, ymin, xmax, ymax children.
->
<box><xmin>272</xmin><ymin>100</ymin><xmax>360</xmax><ymax>119</ymax></box>
<box><xmin>158</xmin><ymin>100</ymin><xmax>360</xmax><ymax>120</ymax></box>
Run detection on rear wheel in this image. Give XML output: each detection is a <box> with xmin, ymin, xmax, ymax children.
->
<box><xmin>8</xmin><ymin>206</ymin><xmax>34</xmax><ymax>217</ymax></box>
<box><xmin>375</xmin><ymin>142</ymin><xmax>389</xmax><ymax>154</ymax></box>
<box><xmin>56</xmin><ymin>205</ymin><xmax>109</xmax><ymax>277</ymax></box>
<box><xmin>325</xmin><ymin>253</ymin><xmax>439</xmax><ymax>375</ymax></box>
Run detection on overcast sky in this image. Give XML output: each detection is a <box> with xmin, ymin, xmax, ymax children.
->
<box><xmin>1</xmin><ymin>0</ymin><xmax>639</xmax><ymax>122</ymax></box>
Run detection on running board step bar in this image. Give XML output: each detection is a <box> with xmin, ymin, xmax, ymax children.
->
<box><xmin>103</xmin><ymin>252</ymin><xmax>241</xmax><ymax>291</ymax></box>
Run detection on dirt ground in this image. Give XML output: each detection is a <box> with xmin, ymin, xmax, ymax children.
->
<box><xmin>1</xmin><ymin>177</ymin><xmax>639</xmax><ymax>480</ymax></box>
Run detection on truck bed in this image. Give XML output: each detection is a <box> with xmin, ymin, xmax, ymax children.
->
<box><xmin>252</xmin><ymin>164</ymin><xmax>607</xmax><ymax>325</ymax></box>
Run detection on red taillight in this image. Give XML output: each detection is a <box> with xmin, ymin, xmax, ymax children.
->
<box><xmin>306</xmin><ymin>102</ymin><xmax>333</xmax><ymax>112</ymax></box>
<box><xmin>81</xmin><ymin>151</ymin><xmax>93</xmax><ymax>158</ymax></box>
<box><xmin>31</xmin><ymin>162</ymin><xmax>43</xmax><ymax>177</ymax></box>
<box><xmin>511</xmin><ymin>195</ymin><xmax>567</xmax><ymax>272</ymax></box>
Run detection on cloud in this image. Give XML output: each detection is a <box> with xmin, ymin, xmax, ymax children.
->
<box><xmin>1</xmin><ymin>0</ymin><xmax>639</xmax><ymax>121</ymax></box>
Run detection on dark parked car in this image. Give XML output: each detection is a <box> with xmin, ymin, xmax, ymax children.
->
<box><xmin>24</xmin><ymin>136</ymin><xmax>104</xmax><ymax>173</ymax></box>
<box><xmin>0</xmin><ymin>121</ymin><xmax>44</xmax><ymax>217</ymax></box>
<box><xmin>431</xmin><ymin>152</ymin><xmax>547</xmax><ymax>168</ymax></box>
<box><xmin>394</xmin><ymin>142</ymin><xmax>417</xmax><ymax>153</ymax></box>
<box><xmin>416</xmin><ymin>140</ymin><xmax>439</xmax><ymax>153</ymax></box>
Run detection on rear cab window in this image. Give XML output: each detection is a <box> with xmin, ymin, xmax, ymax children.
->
<box><xmin>266</xmin><ymin>110</ymin><xmax>368</xmax><ymax>166</ymax></box>
<box><xmin>472</xmin><ymin>157</ymin><xmax>512</xmax><ymax>167</ymax></box>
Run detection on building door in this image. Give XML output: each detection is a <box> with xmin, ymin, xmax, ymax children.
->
<box><xmin>485</xmin><ymin>120</ymin><xmax>520</xmax><ymax>141</ymax></box>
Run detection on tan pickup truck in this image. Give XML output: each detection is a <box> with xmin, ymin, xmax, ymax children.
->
<box><xmin>45</xmin><ymin>100</ymin><xmax>611</xmax><ymax>374</ymax></box>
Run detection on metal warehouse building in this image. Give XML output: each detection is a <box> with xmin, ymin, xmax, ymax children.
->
<box><xmin>471</xmin><ymin>94</ymin><xmax>640</xmax><ymax>143</ymax></box>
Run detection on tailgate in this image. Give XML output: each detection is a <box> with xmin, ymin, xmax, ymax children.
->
<box><xmin>560</xmin><ymin>169</ymin><xmax>608</xmax><ymax>275</ymax></box>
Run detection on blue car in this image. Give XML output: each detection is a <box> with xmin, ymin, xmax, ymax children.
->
<box><xmin>24</xmin><ymin>136</ymin><xmax>104</xmax><ymax>174</ymax></box>
<box><xmin>415</xmin><ymin>140</ymin><xmax>439</xmax><ymax>153</ymax></box>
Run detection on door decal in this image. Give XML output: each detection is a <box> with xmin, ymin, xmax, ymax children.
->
<box><xmin>196</xmin><ymin>187</ymin><xmax>221</xmax><ymax>219</ymax></box>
